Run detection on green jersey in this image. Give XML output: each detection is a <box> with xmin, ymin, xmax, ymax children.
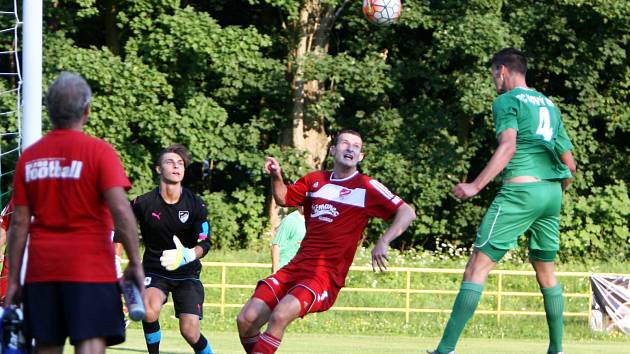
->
<box><xmin>272</xmin><ymin>210</ymin><xmax>306</xmax><ymax>269</ymax></box>
<box><xmin>492</xmin><ymin>87</ymin><xmax>573</xmax><ymax>181</ymax></box>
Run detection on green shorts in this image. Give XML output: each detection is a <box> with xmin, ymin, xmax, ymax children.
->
<box><xmin>475</xmin><ymin>181</ymin><xmax>563</xmax><ymax>262</ymax></box>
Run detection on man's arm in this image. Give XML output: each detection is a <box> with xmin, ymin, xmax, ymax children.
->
<box><xmin>104</xmin><ymin>187</ymin><xmax>145</xmax><ymax>291</ymax></box>
<box><xmin>264</xmin><ymin>157</ymin><xmax>287</xmax><ymax>206</ymax></box>
<box><xmin>560</xmin><ymin>150</ymin><xmax>577</xmax><ymax>191</ymax></box>
<box><xmin>371</xmin><ymin>203</ymin><xmax>416</xmax><ymax>272</ymax></box>
<box><xmin>271</xmin><ymin>244</ymin><xmax>280</xmax><ymax>273</ymax></box>
<box><xmin>452</xmin><ymin>128</ymin><xmax>516</xmax><ymax>200</ymax></box>
<box><xmin>4</xmin><ymin>205</ymin><xmax>30</xmax><ymax>305</ymax></box>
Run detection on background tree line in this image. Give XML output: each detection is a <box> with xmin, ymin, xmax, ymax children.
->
<box><xmin>0</xmin><ymin>0</ymin><xmax>627</xmax><ymax>261</ymax></box>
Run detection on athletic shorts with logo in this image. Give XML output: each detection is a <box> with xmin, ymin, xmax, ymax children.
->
<box><xmin>475</xmin><ymin>181</ymin><xmax>562</xmax><ymax>262</ymax></box>
<box><xmin>253</xmin><ymin>267</ymin><xmax>341</xmax><ymax>318</ymax></box>
<box><xmin>145</xmin><ymin>272</ymin><xmax>204</xmax><ymax>318</ymax></box>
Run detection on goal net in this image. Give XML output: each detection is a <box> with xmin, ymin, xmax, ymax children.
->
<box><xmin>0</xmin><ymin>0</ymin><xmax>22</xmax><ymax>211</ymax></box>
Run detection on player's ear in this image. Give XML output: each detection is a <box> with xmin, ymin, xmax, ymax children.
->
<box><xmin>358</xmin><ymin>152</ymin><xmax>365</xmax><ymax>162</ymax></box>
<box><xmin>155</xmin><ymin>165</ymin><xmax>162</xmax><ymax>175</ymax></box>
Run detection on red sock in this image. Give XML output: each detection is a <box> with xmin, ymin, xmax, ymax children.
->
<box><xmin>240</xmin><ymin>333</ymin><xmax>260</xmax><ymax>354</ymax></box>
<box><xmin>251</xmin><ymin>332</ymin><xmax>281</xmax><ymax>354</ymax></box>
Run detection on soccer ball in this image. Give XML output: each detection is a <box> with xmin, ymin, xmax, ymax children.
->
<box><xmin>362</xmin><ymin>0</ymin><xmax>402</xmax><ymax>26</ymax></box>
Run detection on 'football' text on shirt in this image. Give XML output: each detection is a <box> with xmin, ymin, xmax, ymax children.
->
<box><xmin>25</xmin><ymin>159</ymin><xmax>83</xmax><ymax>182</ymax></box>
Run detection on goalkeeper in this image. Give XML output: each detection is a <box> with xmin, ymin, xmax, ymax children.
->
<box><xmin>126</xmin><ymin>144</ymin><xmax>212</xmax><ymax>354</ymax></box>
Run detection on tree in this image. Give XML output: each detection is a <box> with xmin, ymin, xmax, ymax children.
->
<box><xmin>0</xmin><ymin>0</ymin><xmax>626</xmax><ymax>260</ymax></box>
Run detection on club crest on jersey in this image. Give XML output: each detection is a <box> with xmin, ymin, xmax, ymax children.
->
<box><xmin>178</xmin><ymin>211</ymin><xmax>189</xmax><ymax>223</ymax></box>
<box><xmin>339</xmin><ymin>188</ymin><xmax>351</xmax><ymax>199</ymax></box>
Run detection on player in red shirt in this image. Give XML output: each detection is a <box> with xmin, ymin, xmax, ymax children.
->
<box><xmin>236</xmin><ymin>130</ymin><xmax>417</xmax><ymax>354</ymax></box>
<box><xmin>4</xmin><ymin>72</ymin><xmax>144</xmax><ymax>354</ymax></box>
<box><xmin>0</xmin><ymin>199</ymin><xmax>13</xmax><ymax>304</ymax></box>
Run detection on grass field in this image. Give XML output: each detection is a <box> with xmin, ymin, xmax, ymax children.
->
<box><xmin>99</xmin><ymin>248</ymin><xmax>630</xmax><ymax>353</ymax></box>
<box><xmin>102</xmin><ymin>329</ymin><xmax>630</xmax><ymax>354</ymax></box>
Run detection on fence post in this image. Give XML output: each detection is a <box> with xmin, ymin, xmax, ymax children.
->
<box><xmin>405</xmin><ymin>270</ymin><xmax>411</xmax><ymax>324</ymax></box>
<box><xmin>497</xmin><ymin>273</ymin><xmax>503</xmax><ymax>323</ymax></box>
<box><xmin>220</xmin><ymin>265</ymin><xmax>227</xmax><ymax>316</ymax></box>
<box><xmin>588</xmin><ymin>272</ymin><xmax>592</xmax><ymax>325</ymax></box>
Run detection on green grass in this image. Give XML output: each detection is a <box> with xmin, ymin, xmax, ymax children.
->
<box><xmin>185</xmin><ymin>247</ymin><xmax>630</xmax><ymax>342</ymax></box>
<box><xmin>118</xmin><ymin>247</ymin><xmax>630</xmax><ymax>345</ymax></box>
<box><xmin>99</xmin><ymin>329</ymin><xmax>630</xmax><ymax>353</ymax></box>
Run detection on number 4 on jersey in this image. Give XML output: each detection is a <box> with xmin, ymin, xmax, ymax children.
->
<box><xmin>536</xmin><ymin>107</ymin><xmax>554</xmax><ymax>141</ymax></box>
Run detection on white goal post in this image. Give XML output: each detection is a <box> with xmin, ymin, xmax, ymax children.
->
<box><xmin>22</xmin><ymin>0</ymin><xmax>42</xmax><ymax>149</ymax></box>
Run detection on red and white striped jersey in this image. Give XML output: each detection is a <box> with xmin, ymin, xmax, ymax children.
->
<box><xmin>283</xmin><ymin>170</ymin><xmax>403</xmax><ymax>287</ymax></box>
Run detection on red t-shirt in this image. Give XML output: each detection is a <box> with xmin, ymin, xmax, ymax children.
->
<box><xmin>283</xmin><ymin>170</ymin><xmax>403</xmax><ymax>287</ymax></box>
<box><xmin>12</xmin><ymin>130</ymin><xmax>131</xmax><ymax>283</ymax></box>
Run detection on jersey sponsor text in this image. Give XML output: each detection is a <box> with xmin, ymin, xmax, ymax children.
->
<box><xmin>310</xmin><ymin>203</ymin><xmax>339</xmax><ymax>223</ymax></box>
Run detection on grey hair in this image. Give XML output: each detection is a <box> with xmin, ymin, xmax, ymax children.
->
<box><xmin>46</xmin><ymin>72</ymin><xmax>92</xmax><ymax>129</ymax></box>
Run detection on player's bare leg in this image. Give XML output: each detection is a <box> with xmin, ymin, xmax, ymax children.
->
<box><xmin>179</xmin><ymin>313</ymin><xmax>201</xmax><ymax>344</ymax></box>
<box><xmin>265</xmin><ymin>294</ymin><xmax>301</xmax><ymax>339</ymax></box>
<box><xmin>247</xmin><ymin>295</ymin><xmax>301</xmax><ymax>354</ymax></box>
<box><xmin>144</xmin><ymin>287</ymin><xmax>166</xmax><ymax>322</ymax></box>
<box><xmin>532</xmin><ymin>259</ymin><xmax>564</xmax><ymax>354</ymax></box>
<box><xmin>236</xmin><ymin>297</ymin><xmax>272</xmax><ymax>353</ymax></box>
<box><xmin>237</xmin><ymin>297</ymin><xmax>272</xmax><ymax>336</ymax></box>
<box><xmin>74</xmin><ymin>338</ymin><xmax>106</xmax><ymax>354</ymax></box>
<box><xmin>462</xmin><ymin>249</ymin><xmax>496</xmax><ymax>283</ymax></box>
<box><xmin>142</xmin><ymin>288</ymin><xmax>166</xmax><ymax>354</ymax></box>
<box><xmin>180</xmin><ymin>313</ymin><xmax>212</xmax><ymax>354</ymax></box>
<box><xmin>531</xmin><ymin>260</ymin><xmax>557</xmax><ymax>288</ymax></box>
<box><xmin>433</xmin><ymin>249</ymin><xmax>496</xmax><ymax>354</ymax></box>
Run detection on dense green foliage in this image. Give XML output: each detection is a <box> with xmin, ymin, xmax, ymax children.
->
<box><xmin>0</xmin><ymin>0</ymin><xmax>628</xmax><ymax>260</ymax></box>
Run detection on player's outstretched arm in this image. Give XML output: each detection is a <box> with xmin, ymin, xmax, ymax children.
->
<box><xmin>452</xmin><ymin>128</ymin><xmax>516</xmax><ymax>200</ymax></box>
<box><xmin>371</xmin><ymin>203</ymin><xmax>416</xmax><ymax>272</ymax></box>
<box><xmin>264</xmin><ymin>156</ymin><xmax>288</xmax><ymax>206</ymax></box>
<box><xmin>104</xmin><ymin>187</ymin><xmax>145</xmax><ymax>292</ymax></box>
<box><xmin>560</xmin><ymin>150</ymin><xmax>577</xmax><ymax>191</ymax></box>
<box><xmin>4</xmin><ymin>205</ymin><xmax>30</xmax><ymax>306</ymax></box>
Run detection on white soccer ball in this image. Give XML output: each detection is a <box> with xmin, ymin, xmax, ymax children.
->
<box><xmin>362</xmin><ymin>0</ymin><xmax>402</xmax><ymax>26</ymax></box>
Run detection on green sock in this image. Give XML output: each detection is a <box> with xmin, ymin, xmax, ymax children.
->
<box><xmin>436</xmin><ymin>281</ymin><xmax>484</xmax><ymax>354</ymax></box>
<box><xmin>541</xmin><ymin>284</ymin><xmax>564</xmax><ymax>354</ymax></box>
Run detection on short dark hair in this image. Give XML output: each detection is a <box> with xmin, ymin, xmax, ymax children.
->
<box><xmin>491</xmin><ymin>48</ymin><xmax>528</xmax><ymax>75</ymax></box>
<box><xmin>46</xmin><ymin>72</ymin><xmax>92</xmax><ymax>129</ymax></box>
<box><xmin>157</xmin><ymin>144</ymin><xmax>192</xmax><ymax>168</ymax></box>
<box><xmin>332</xmin><ymin>129</ymin><xmax>363</xmax><ymax>146</ymax></box>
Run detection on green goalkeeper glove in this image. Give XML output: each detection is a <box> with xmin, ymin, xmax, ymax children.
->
<box><xmin>160</xmin><ymin>236</ymin><xmax>196</xmax><ymax>271</ymax></box>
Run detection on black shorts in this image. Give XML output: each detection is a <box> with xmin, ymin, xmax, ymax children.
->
<box><xmin>145</xmin><ymin>273</ymin><xmax>204</xmax><ymax>318</ymax></box>
<box><xmin>23</xmin><ymin>282</ymin><xmax>125</xmax><ymax>346</ymax></box>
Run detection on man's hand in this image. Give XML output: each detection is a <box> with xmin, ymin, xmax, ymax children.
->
<box><xmin>160</xmin><ymin>236</ymin><xmax>196</xmax><ymax>271</ymax></box>
<box><xmin>561</xmin><ymin>177</ymin><xmax>573</xmax><ymax>191</ymax></box>
<box><xmin>264</xmin><ymin>157</ymin><xmax>282</xmax><ymax>178</ymax></box>
<box><xmin>451</xmin><ymin>182</ymin><xmax>480</xmax><ymax>200</ymax></box>
<box><xmin>3</xmin><ymin>278</ymin><xmax>21</xmax><ymax>307</ymax></box>
<box><xmin>122</xmin><ymin>259</ymin><xmax>145</xmax><ymax>294</ymax></box>
<box><xmin>371</xmin><ymin>239</ymin><xmax>390</xmax><ymax>272</ymax></box>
